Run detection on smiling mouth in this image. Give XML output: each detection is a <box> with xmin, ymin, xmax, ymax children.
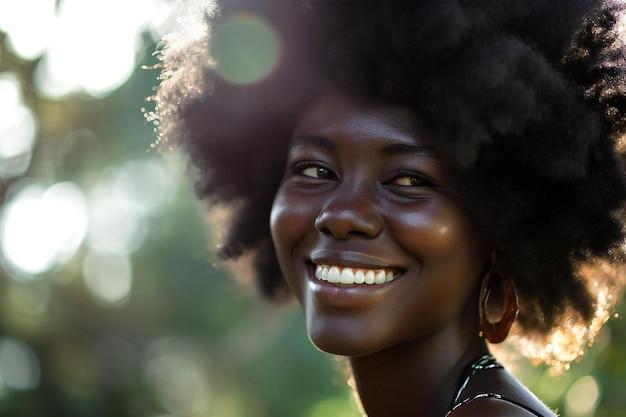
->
<box><xmin>314</xmin><ymin>264</ymin><xmax>400</xmax><ymax>285</ymax></box>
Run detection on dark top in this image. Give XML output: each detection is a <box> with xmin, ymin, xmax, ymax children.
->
<box><xmin>446</xmin><ymin>354</ymin><xmax>551</xmax><ymax>417</ymax></box>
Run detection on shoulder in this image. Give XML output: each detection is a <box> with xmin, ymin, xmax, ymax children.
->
<box><xmin>451</xmin><ymin>358</ymin><xmax>558</xmax><ymax>417</ymax></box>
<box><xmin>447</xmin><ymin>393</ymin><xmax>558</xmax><ymax>417</ymax></box>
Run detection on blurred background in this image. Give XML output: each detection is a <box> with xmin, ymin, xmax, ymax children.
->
<box><xmin>0</xmin><ymin>0</ymin><xmax>624</xmax><ymax>416</ymax></box>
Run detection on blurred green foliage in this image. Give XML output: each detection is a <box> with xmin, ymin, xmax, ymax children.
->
<box><xmin>0</xmin><ymin>4</ymin><xmax>624</xmax><ymax>416</ymax></box>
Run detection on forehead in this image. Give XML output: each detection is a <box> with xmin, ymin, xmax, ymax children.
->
<box><xmin>293</xmin><ymin>90</ymin><xmax>430</xmax><ymax>146</ymax></box>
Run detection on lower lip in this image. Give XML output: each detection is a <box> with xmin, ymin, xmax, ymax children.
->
<box><xmin>307</xmin><ymin>267</ymin><xmax>401</xmax><ymax>308</ymax></box>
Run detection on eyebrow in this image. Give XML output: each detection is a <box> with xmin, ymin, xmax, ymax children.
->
<box><xmin>289</xmin><ymin>134</ymin><xmax>336</xmax><ymax>151</ymax></box>
<box><xmin>381</xmin><ymin>143</ymin><xmax>436</xmax><ymax>157</ymax></box>
<box><xmin>289</xmin><ymin>134</ymin><xmax>437</xmax><ymax>157</ymax></box>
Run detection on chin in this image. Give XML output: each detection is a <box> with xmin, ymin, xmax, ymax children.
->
<box><xmin>310</xmin><ymin>336</ymin><xmax>379</xmax><ymax>357</ymax></box>
<box><xmin>306</xmin><ymin>321</ymin><xmax>388</xmax><ymax>357</ymax></box>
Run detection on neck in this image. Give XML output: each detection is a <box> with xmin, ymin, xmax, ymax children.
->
<box><xmin>348</xmin><ymin>327</ymin><xmax>488</xmax><ymax>417</ymax></box>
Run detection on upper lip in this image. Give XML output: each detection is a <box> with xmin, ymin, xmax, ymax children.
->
<box><xmin>310</xmin><ymin>249</ymin><xmax>403</xmax><ymax>270</ymax></box>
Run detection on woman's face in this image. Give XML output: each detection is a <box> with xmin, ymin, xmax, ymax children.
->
<box><xmin>270</xmin><ymin>90</ymin><xmax>491</xmax><ymax>356</ymax></box>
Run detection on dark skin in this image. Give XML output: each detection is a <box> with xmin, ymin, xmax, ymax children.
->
<box><xmin>269</xmin><ymin>90</ymin><xmax>556</xmax><ymax>417</ymax></box>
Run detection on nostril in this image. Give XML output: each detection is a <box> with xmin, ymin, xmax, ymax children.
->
<box><xmin>318</xmin><ymin>226</ymin><xmax>332</xmax><ymax>236</ymax></box>
<box><xmin>315</xmin><ymin>208</ymin><xmax>383</xmax><ymax>240</ymax></box>
<box><xmin>315</xmin><ymin>216</ymin><xmax>336</xmax><ymax>237</ymax></box>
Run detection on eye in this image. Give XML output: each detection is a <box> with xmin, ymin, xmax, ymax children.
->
<box><xmin>292</xmin><ymin>161</ymin><xmax>337</xmax><ymax>180</ymax></box>
<box><xmin>302</xmin><ymin>166</ymin><xmax>334</xmax><ymax>179</ymax></box>
<box><xmin>390</xmin><ymin>176</ymin><xmax>427</xmax><ymax>187</ymax></box>
<box><xmin>388</xmin><ymin>171</ymin><xmax>433</xmax><ymax>187</ymax></box>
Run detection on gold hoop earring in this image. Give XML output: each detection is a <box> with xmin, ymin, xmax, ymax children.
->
<box><xmin>478</xmin><ymin>271</ymin><xmax>519</xmax><ymax>343</ymax></box>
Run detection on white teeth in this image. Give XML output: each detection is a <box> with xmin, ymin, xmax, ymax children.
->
<box><xmin>316</xmin><ymin>265</ymin><xmax>328</xmax><ymax>280</ymax></box>
<box><xmin>314</xmin><ymin>265</ymin><xmax>397</xmax><ymax>285</ymax></box>
<box><xmin>327</xmin><ymin>266</ymin><xmax>341</xmax><ymax>283</ymax></box>
<box><xmin>340</xmin><ymin>268</ymin><xmax>354</xmax><ymax>284</ymax></box>
<box><xmin>315</xmin><ymin>266</ymin><xmax>323</xmax><ymax>279</ymax></box>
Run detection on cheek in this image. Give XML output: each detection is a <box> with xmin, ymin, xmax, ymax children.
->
<box><xmin>270</xmin><ymin>189</ymin><xmax>317</xmax><ymax>288</ymax></box>
<box><xmin>270</xmin><ymin>190</ymin><xmax>310</xmax><ymax>251</ymax></box>
<box><xmin>390</xmin><ymin>203</ymin><xmax>489</xmax><ymax>275</ymax></box>
<box><xmin>271</xmin><ymin>190</ymin><xmax>324</xmax><ymax>307</ymax></box>
<box><xmin>387</xmin><ymin>204</ymin><xmax>450</xmax><ymax>249</ymax></box>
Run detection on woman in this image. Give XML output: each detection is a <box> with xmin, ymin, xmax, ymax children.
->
<box><xmin>151</xmin><ymin>0</ymin><xmax>626</xmax><ymax>415</ymax></box>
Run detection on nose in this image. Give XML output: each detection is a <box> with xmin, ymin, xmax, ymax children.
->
<box><xmin>314</xmin><ymin>185</ymin><xmax>384</xmax><ymax>239</ymax></box>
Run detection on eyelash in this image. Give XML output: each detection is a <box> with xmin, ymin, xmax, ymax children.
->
<box><xmin>291</xmin><ymin>160</ymin><xmax>337</xmax><ymax>179</ymax></box>
<box><xmin>388</xmin><ymin>170</ymin><xmax>435</xmax><ymax>187</ymax></box>
<box><xmin>290</xmin><ymin>161</ymin><xmax>436</xmax><ymax>188</ymax></box>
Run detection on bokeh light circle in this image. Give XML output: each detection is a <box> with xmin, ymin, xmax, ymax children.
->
<box><xmin>212</xmin><ymin>14</ymin><xmax>281</xmax><ymax>84</ymax></box>
<box><xmin>82</xmin><ymin>250</ymin><xmax>133</xmax><ymax>305</ymax></box>
<box><xmin>144</xmin><ymin>337</ymin><xmax>211</xmax><ymax>416</ymax></box>
<box><xmin>0</xmin><ymin>338</ymin><xmax>41</xmax><ymax>390</ymax></box>
<box><xmin>0</xmin><ymin>73</ymin><xmax>38</xmax><ymax>178</ymax></box>
<box><xmin>0</xmin><ymin>182</ymin><xmax>88</xmax><ymax>277</ymax></box>
<box><xmin>0</xmin><ymin>0</ymin><xmax>56</xmax><ymax>60</ymax></box>
<box><xmin>565</xmin><ymin>375</ymin><xmax>600</xmax><ymax>416</ymax></box>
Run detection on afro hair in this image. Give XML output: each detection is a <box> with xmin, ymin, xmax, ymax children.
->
<box><xmin>152</xmin><ymin>0</ymin><xmax>626</xmax><ymax>367</ymax></box>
